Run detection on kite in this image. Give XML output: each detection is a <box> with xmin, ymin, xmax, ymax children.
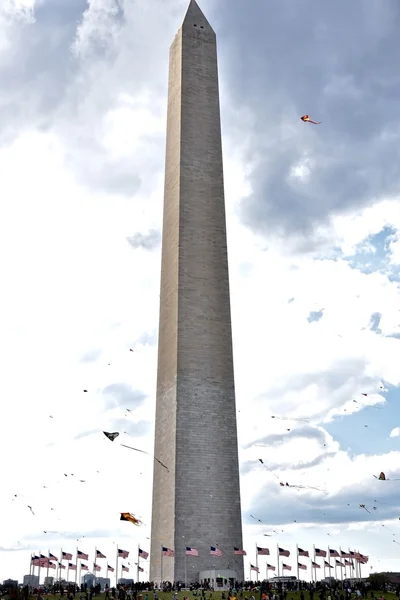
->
<box><xmin>373</xmin><ymin>472</ymin><xmax>400</xmax><ymax>481</ymax></box>
<box><xmin>258</xmin><ymin>459</ymin><xmax>327</xmax><ymax>493</ymax></box>
<box><xmin>301</xmin><ymin>115</ymin><xmax>320</xmax><ymax>125</ymax></box>
<box><xmin>103</xmin><ymin>432</ymin><xmax>168</xmax><ymax>470</ymax></box>
<box><xmin>250</xmin><ymin>514</ymin><xmax>263</xmax><ymax>524</ymax></box>
<box><xmin>103</xmin><ymin>432</ymin><xmax>119</xmax><ymax>442</ymax></box>
<box><xmin>27</xmin><ymin>506</ymin><xmax>35</xmax><ymax>515</ymax></box>
<box><xmin>120</xmin><ymin>512</ymin><xmax>142</xmax><ymax>526</ymax></box>
<box><xmin>279</xmin><ymin>482</ymin><xmax>328</xmax><ymax>495</ymax></box>
<box><xmin>359</xmin><ymin>504</ymin><xmax>370</xmax><ymax>513</ymax></box>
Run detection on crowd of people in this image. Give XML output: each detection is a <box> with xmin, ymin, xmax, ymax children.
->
<box><xmin>4</xmin><ymin>577</ymin><xmax>400</xmax><ymax>600</ymax></box>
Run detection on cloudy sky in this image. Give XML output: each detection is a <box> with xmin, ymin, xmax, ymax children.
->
<box><xmin>1</xmin><ymin>0</ymin><xmax>400</xmax><ymax>585</ymax></box>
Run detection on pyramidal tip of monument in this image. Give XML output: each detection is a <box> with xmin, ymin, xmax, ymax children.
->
<box><xmin>182</xmin><ymin>0</ymin><xmax>214</xmax><ymax>33</ymax></box>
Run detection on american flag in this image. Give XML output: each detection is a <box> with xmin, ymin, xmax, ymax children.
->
<box><xmin>341</xmin><ymin>551</ymin><xmax>352</xmax><ymax>558</ymax></box>
<box><xmin>138</xmin><ymin>566</ymin><xmax>144</xmax><ymax>573</ymax></box>
<box><xmin>96</xmin><ymin>550</ymin><xmax>106</xmax><ymax>559</ymax></box>
<box><xmin>234</xmin><ymin>547</ymin><xmax>246</xmax><ymax>556</ymax></box>
<box><xmin>77</xmin><ymin>550</ymin><xmax>88</xmax><ymax>561</ymax></box>
<box><xmin>329</xmin><ymin>549</ymin><xmax>339</xmax><ymax>557</ymax></box>
<box><xmin>282</xmin><ymin>564</ymin><xmax>291</xmax><ymax>571</ymax></box>
<box><xmin>324</xmin><ymin>561</ymin><xmax>333</xmax><ymax>568</ymax></box>
<box><xmin>81</xmin><ymin>564</ymin><xmax>88</xmax><ymax>571</ymax></box>
<box><xmin>31</xmin><ymin>556</ymin><xmax>39</xmax><ymax>565</ymax></box>
<box><xmin>94</xmin><ymin>564</ymin><xmax>101</xmax><ymax>572</ymax></box>
<box><xmin>48</xmin><ymin>562</ymin><xmax>56</xmax><ymax>570</ymax></box>
<box><xmin>118</xmin><ymin>549</ymin><xmax>129</xmax><ymax>559</ymax></box>
<box><xmin>162</xmin><ymin>547</ymin><xmax>175</xmax><ymax>557</ymax></box>
<box><xmin>139</xmin><ymin>548</ymin><xmax>149</xmax><ymax>560</ymax></box>
<box><xmin>267</xmin><ymin>564</ymin><xmax>275</xmax><ymax>571</ymax></box>
<box><xmin>58</xmin><ymin>563</ymin><xmax>66</xmax><ymax>570</ymax></box>
<box><xmin>186</xmin><ymin>547</ymin><xmax>199</xmax><ymax>557</ymax></box>
<box><xmin>315</xmin><ymin>549</ymin><xmax>327</xmax><ymax>558</ymax></box>
<box><xmin>68</xmin><ymin>563</ymin><xmax>77</xmax><ymax>571</ymax></box>
<box><xmin>62</xmin><ymin>552</ymin><xmax>72</xmax><ymax>561</ymax></box>
<box><xmin>210</xmin><ymin>546</ymin><xmax>222</xmax><ymax>557</ymax></box>
<box><xmin>250</xmin><ymin>565</ymin><xmax>259</xmax><ymax>572</ymax></box>
<box><xmin>298</xmin><ymin>548</ymin><xmax>309</xmax><ymax>557</ymax></box>
<box><xmin>312</xmin><ymin>562</ymin><xmax>320</xmax><ymax>568</ymax></box>
<box><xmin>257</xmin><ymin>547</ymin><xmax>269</xmax><ymax>556</ymax></box>
<box><xmin>335</xmin><ymin>560</ymin><xmax>345</xmax><ymax>567</ymax></box>
<box><xmin>49</xmin><ymin>553</ymin><xmax>58</xmax><ymax>562</ymax></box>
<box><xmin>122</xmin><ymin>565</ymin><xmax>129</xmax><ymax>572</ymax></box>
<box><xmin>279</xmin><ymin>547</ymin><xmax>290</xmax><ymax>557</ymax></box>
<box><xmin>345</xmin><ymin>560</ymin><xmax>353</xmax><ymax>567</ymax></box>
<box><xmin>298</xmin><ymin>563</ymin><xmax>307</xmax><ymax>570</ymax></box>
<box><xmin>107</xmin><ymin>566</ymin><xmax>115</xmax><ymax>572</ymax></box>
<box><xmin>357</xmin><ymin>554</ymin><xmax>369</xmax><ymax>564</ymax></box>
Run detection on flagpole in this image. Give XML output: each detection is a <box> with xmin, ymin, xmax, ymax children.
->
<box><xmin>184</xmin><ymin>546</ymin><xmax>187</xmax><ymax>589</ymax></box>
<box><xmin>351</xmin><ymin>550</ymin><xmax>354</xmax><ymax>581</ymax></box>
<box><xmin>310</xmin><ymin>551</ymin><xmax>313</xmax><ymax>585</ymax></box>
<box><xmin>312</xmin><ymin>545</ymin><xmax>315</xmax><ymax>584</ymax></box>
<box><xmin>75</xmin><ymin>547</ymin><xmax>78</xmax><ymax>587</ymax></box>
<box><xmin>137</xmin><ymin>545</ymin><xmax>140</xmax><ymax>585</ymax></box>
<box><xmin>94</xmin><ymin>546</ymin><xmax>97</xmax><ymax>586</ymax></box>
<box><xmin>160</xmin><ymin>545</ymin><xmax>163</xmax><ymax>589</ymax></box>
<box><xmin>266</xmin><ymin>563</ymin><xmax>268</xmax><ymax>583</ymax></box>
<box><xmin>276</xmin><ymin>544</ymin><xmax>280</xmax><ymax>578</ymax></box>
<box><xmin>326</xmin><ymin>545</ymin><xmax>329</xmax><ymax>582</ymax></box>
<box><xmin>353</xmin><ymin>551</ymin><xmax>357</xmax><ymax>581</ymax></box>
<box><xmin>116</xmin><ymin>545</ymin><xmax>119</xmax><ymax>588</ymax></box>
<box><xmin>296</xmin><ymin>545</ymin><xmax>299</xmax><ymax>590</ymax></box>
<box><xmin>255</xmin><ymin>544</ymin><xmax>259</xmax><ymax>583</ymax></box>
<box><xmin>38</xmin><ymin>550</ymin><xmax>42</xmax><ymax>587</ymax></box>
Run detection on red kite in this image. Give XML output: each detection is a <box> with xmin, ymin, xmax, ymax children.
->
<box><xmin>301</xmin><ymin>115</ymin><xmax>320</xmax><ymax>125</ymax></box>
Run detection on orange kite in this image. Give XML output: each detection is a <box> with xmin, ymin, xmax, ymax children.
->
<box><xmin>301</xmin><ymin>115</ymin><xmax>321</xmax><ymax>125</ymax></box>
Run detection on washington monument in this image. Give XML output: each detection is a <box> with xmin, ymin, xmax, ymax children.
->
<box><xmin>150</xmin><ymin>0</ymin><xmax>244</xmax><ymax>585</ymax></box>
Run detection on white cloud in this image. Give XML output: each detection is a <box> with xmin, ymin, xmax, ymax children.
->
<box><xmin>1</xmin><ymin>0</ymin><xmax>400</xmax><ymax>585</ymax></box>
<box><xmin>389</xmin><ymin>428</ymin><xmax>400</xmax><ymax>438</ymax></box>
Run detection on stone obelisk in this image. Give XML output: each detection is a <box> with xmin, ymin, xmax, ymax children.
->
<box><xmin>150</xmin><ymin>0</ymin><xmax>244</xmax><ymax>585</ymax></box>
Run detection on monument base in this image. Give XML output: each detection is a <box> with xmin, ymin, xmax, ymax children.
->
<box><xmin>199</xmin><ymin>569</ymin><xmax>237</xmax><ymax>590</ymax></box>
